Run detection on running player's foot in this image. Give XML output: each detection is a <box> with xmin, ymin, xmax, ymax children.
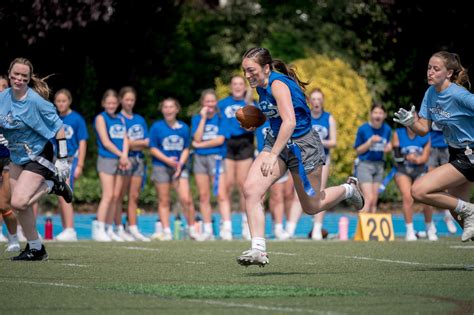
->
<box><xmin>459</xmin><ymin>203</ymin><xmax>474</xmax><ymax>242</ymax></box>
<box><xmin>50</xmin><ymin>176</ymin><xmax>73</xmax><ymax>203</ymax></box>
<box><xmin>444</xmin><ymin>215</ymin><xmax>458</xmax><ymax>234</ymax></box>
<box><xmin>55</xmin><ymin>228</ymin><xmax>78</xmax><ymax>241</ymax></box>
<box><xmin>237</xmin><ymin>249</ymin><xmax>269</xmax><ymax>267</ymax></box>
<box><xmin>346</xmin><ymin>177</ymin><xmax>365</xmax><ymax>210</ymax></box>
<box><xmin>11</xmin><ymin>244</ymin><xmax>48</xmax><ymax>261</ymax></box>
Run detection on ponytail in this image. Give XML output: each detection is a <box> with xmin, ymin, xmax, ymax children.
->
<box><xmin>272</xmin><ymin>59</ymin><xmax>309</xmax><ymax>91</ymax></box>
<box><xmin>432</xmin><ymin>51</ymin><xmax>471</xmax><ymax>90</ymax></box>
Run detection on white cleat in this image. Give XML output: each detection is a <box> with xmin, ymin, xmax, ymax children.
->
<box><xmin>93</xmin><ymin>228</ymin><xmax>112</xmax><ymax>242</ymax></box>
<box><xmin>311</xmin><ymin>228</ymin><xmax>323</xmax><ymax>241</ymax></box>
<box><xmin>55</xmin><ymin>228</ymin><xmax>78</xmax><ymax>241</ymax></box>
<box><xmin>107</xmin><ymin>226</ymin><xmax>124</xmax><ymax>242</ymax></box>
<box><xmin>275</xmin><ymin>230</ymin><xmax>291</xmax><ymax>241</ymax></box>
<box><xmin>195</xmin><ymin>232</ymin><xmax>215</xmax><ymax>242</ymax></box>
<box><xmin>237</xmin><ymin>249</ymin><xmax>269</xmax><ymax>267</ymax></box>
<box><xmin>5</xmin><ymin>241</ymin><xmax>21</xmax><ymax>252</ymax></box>
<box><xmin>405</xmin><ymin>231</ymin><xmax>417</xmax><ymax>241</ymax></box>
<box><xmin>444</xmin><ymin>216</ymin><xmax>458</xmax><ymax>234</ymax></box>
<box><xmin>427</xmin><ymin>226</ymin><xmax>439</xmax><ymax>241</ymax></box>
<box><xmin>128</xmin><ymin>228</ymin><xmax>151</xmax><ymax>242</ymax></box>
<box><xmin>219</xmin><ymin>228</ymin><xmax>233</xmax><ymax>241</ymax></box>
<box><xmin>117</xmin><ymin>226</ymin><xmax>135</xmax><ymax>242</ymax></box>
<box><xmin>459</xmin><ymin>203</ymin><xmax>474</xmax><ymax>242</ymax></box>
<box><xmin>346</xmin><ymin>177</ymin><xmax>365</xmax><ymax>210</ymax></box>
<box><xmin>151</xmin><ymin>231</ymin><xmax>172</xmax><ymax>241</ymax></box>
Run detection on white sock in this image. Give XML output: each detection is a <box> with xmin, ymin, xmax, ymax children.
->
<box><xmin>163</xmin><ymin>227</ymin><xmax>172</xmax><ymax>234</ymax></box>
<box><xmin>406</xmin><ymin>223</ymin><xmax>414</xmax><ymax>234</ymax></box>
<box><xmin>251</xmin><ymin>237</ymin><xmax>266</xmax><ymax>252</ymax></box>
<box><xmin>97</xmin><ymin>221</ymin><xmax>105</xmax><ymax>231</ymax></box>
<box><xmin>274</xmin><ymin>223</ymin><xmax>283</xmax><ymax>234</ymax></box>
<box><xmin>222</xmin><ymin>221</ymin><xmax>232</xmax><ymax>230</ymax></box>
<box><xmin>204</xmin><ymin>223</ymin><xmax>213</xmax><ymax>235</ymax></box>
<box><xmin>128</xmin><ymin>225</ymin><xmax>138</xmax><ymax>234</ymax></box>
<box><xmin>313</xmin><ymin>221</ymin><xmax>322</xmax><ymax>232</ymax></box>
<box><xmin>28</xmin><ymin>238</ymin><xmax>42</xmax><ymax>250</ymax></box>
<box><xmin>343</xmin><ymin>183</ymin><xmax>354</xmax><ymax>199</ymax></box>
<box><xmin>425</xmin><ymin>221</ymin><xmax>434</xmax><ymax>231</ymax></box>
<box><xmin>45</xmin><ymin>180</ymin><xmax>54</xmax><ymax>193</ymax></box>
<box><xmin>454</xmin><ymin>199</ymin><xmax>466</xmax><ymax>214</ymax></box>
<box><xmin>286</xmin><ymin>221</ymin><xmax>296</xmax><ymax>236</ymax></box>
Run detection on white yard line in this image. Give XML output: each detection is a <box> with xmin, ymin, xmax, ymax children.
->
<box><xmin>333</xmin><ymin>255</ymin><xmax>464</xmax><ymax>267</ymax></box>
<box><xmin>0</xmin><ymin>279</ymin><xmax>84</xmax><ymax>289</ymax></box>
<box><xmin>449</xmin><ymin>245</ymin><xmax>474</xmax><ymax>249</ymax></box>
<box><xmin>122</xmin><ymin>246</ymin><xmax>160</xmax><ymax>252</ymax></box>
<box><xmin>62</xmin><ymin>263</ymin><xmax>88</xmax><ymax>267</ymax></box>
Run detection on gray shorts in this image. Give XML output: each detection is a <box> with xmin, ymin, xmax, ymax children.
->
<box><xmin>263</xmin><ymin>129</ymin><xmax>325</xmax><ymax>174</ymax></box>
<box><xmin>151</xmin><ymin>165</ymin><xmax>189</xmax><ymax>184</ymax></box>
<box><xmin>96</xmin><ymin>156</ymin><xmax>130</xmax><ymax>176</ymax></box>
<box><xmin>356</xmin><ymin>160</ymin><xmax>384</xmax><ymax>183</ymax></box>
<box><xmin>128</xmin><ymin>156</ymin><xmax>146</xmax><ymax>177</ymax></box>
<box><xmin>428</xmin><ymin>147</ymin><xmax>449</xmax><ymax>168</ymax></box>
<box><xmin>193</xmin><ymin>154</ymin><xmax>225</xmax><ymax>176</ymax></box>
<box><xmin>395</xmin><ymin>165</ymin><xmax>426</xmax><ymax>181</ymax></box>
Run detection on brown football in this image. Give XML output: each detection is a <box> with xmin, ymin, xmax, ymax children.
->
<box><xmin>235</xmin><ymin>105</ymin><xmax>267</xmax><ymax>129</ymax></box>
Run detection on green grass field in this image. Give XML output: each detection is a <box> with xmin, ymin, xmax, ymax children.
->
<box><xmin>1</xmin><ymin>239</ymin><xmax>473</xmax><ymax>314</ymax></box>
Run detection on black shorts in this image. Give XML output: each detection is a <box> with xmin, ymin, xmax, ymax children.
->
<box><xmin>226</xmin><ymin>133</ymin><xmax>254</xmax><ymax>161</ymax></box>
<box><xmin>22</xmin><ymin>142</ymin><xmax>55</xmax><ymax>179</ymax></box>
<box><xmin>0</xmin><ymin>157</ymin><xmax>10</xmax><ymax>173</ymax></box>
<box><xmin>449</xmin><ymin>146</ymin><xmax>474</xmax><ymax>182</ymax></box>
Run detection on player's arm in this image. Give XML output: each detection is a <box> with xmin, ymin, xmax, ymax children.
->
<box><xmin>409</xmin><ymin>115</ymin><xmax>431</xmax><ymax>136</ymax></box>
<box><xmin>322</xmin><ymin>115</ymin><xmax>337</xmax><ymax>149</ymax></box>
<box><xmin>192</xmin><ymin>136</ymin><xmax>225</xmax><ymax>148</ymax></box>
<box><xmin>416</xmin><ymin>138</ymin><xmax>431</xmax><ymax>165</ymax></box>
<box><xmin>129</xmin><ymin>138</ymin><xmax>149</xmax><ymax>151</ymax></box>
<box><xmin>193</xmin><ymin>109</ymin><xmax>207</xmax><ymax>143</ymax></box>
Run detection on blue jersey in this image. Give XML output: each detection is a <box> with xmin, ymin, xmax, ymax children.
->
<box><xmin>419</xmin><ymin>83</ymin><xmax>474</xmax><ymax>148</ymax></box>
<box><xmin>0</xmin><ymin>144</ymin><xmax>9</xmax><ymax>158</ymax></box>
<box><xmin>191</xmin><ymin>113</ymin><xmax>229</xmax><ymax>156</ymax></box>
<box><xmin>218</xmin><ymin>96</ymin><xmax>253</xmax><ymax>137</ymax></box>
<box><xmin>311</xmin><ymin>111</ymin><xmax>331</xmax><ymax>156</ymax></box>
<box><xmin>119</xmin><ymin>112</ymin><xmax>148</xmax><ymax>158</ymax></box>
<box><xmin>429</xmin><ymin>122</ymin><xmax>447</xmax><ymax>149</ymax></box>
<box><xmin>396</xmin><ymin>127</ymin><xmax>430</xmax><ymax>167</ymax></box>
<box><xmin>61</xmin><ymin>110</ymin><xmax>89</xmax><ymax>157</ymax></box>
<box><xmin>149</xmin><ymin>120</ymin><xmax>190</xmax><ymax>167</ymax></box>
<box><xmin>256</xmin><ymin>120</ymin><xmax>271</xmax><ymax>152</ymax></box>
<box><xmin>0</xmin><ymin>88</ymin><xmax>63</xmax><ymax>165</ymax></box>
<box><xmin>94</xmin><ymin>111</ymin><xmax>126</xmax><ymax>159</ymax></box>
<box><xmin>256</xmin><ymin>71</ymin><xmax>311</xmax><ymax>139</ymax></box>
<box><xmin>354</xmin><ymin>122</ymin><xmax>392</xmax><ymax>162</ymax></box>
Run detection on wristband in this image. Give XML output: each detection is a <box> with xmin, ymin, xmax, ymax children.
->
<box><xmin>57</xmin><ymin>138</ymin><xmax>68</xmax><ymax>158</ymax></box>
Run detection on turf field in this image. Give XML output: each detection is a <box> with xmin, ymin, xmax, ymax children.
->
<box><xmin>1</xmin><ymin>239</ymin><xmax>473</xmax><ymax>314</ymax></box>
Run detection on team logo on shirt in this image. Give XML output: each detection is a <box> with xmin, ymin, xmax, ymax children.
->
<box><xmin>224</xmin><ymin>105</ymin><xmax>242</xmax><ymax>119</ymax></box>
<box><xmin>312</xmin><ymin>125</ymin><xmax>328</xmax><ymax>140</ymax></box>
<box><xmin>430</xmin><ymin>105</ymin><xmax>451</xmax><ymax>119</ymax></box>
<box><xmin>109</xmin><ymin>124</ymin><xmax>126</xmax><ymax>139</ymax></box>
<box><xmin>259</xmin><ymin>101</ymin><xmax>279</xmax><ymax>119</ymax></box>
<box><xmin>63</xmin><ymin>124</ymin><xmax>74</xmax><ymax>139</ymax></box>
<box><xmin>370</xmin><ymin>138</ymin><xmax>387</xmax><ymax>152</ymax></box>
<box><xmin>0</xmin><ymin>112</ymin><xmax>20</xmax><ymax>129</ymax></box>
<box><xmin>401</xmin><ymin>145</ymin><xmax>422</xmax><ymax>155</ymax></box>
<box><xmin>163</xmin><ymin>135</ymin><xmax>184</xmax><ymax>151</ymax></box>
<box><xmin>202</xmin><ymin>124</ymin><xmax>218</xmax><ymax>140</ymax></box>
<box><xmin>128</xmin><ymin>124</ymin><xmax>144</xmax><ymax>140</ymax></box>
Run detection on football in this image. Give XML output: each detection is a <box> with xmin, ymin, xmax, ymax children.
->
<box><xmin>235</xmin><ymin>105</ymin><xmax>267</xmax><ymax>129</ymax></box>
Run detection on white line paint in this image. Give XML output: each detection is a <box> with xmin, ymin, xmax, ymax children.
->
<box><xmin>268</xmin><ymin>251</ymin><xmax>297</xmax><ymax>256</ymax></box>
<box><xmin>185</xmin><ymin>261</ymin><xmax>206</xmax><ymax>265</ymax></box>
<box><xmin>0</xmin><ymin>279</ymin><xmax>83</xmax><ymax>289</ymax></box>
<box><xmin>333</xmin><ymin>255</ymin><xmax>464</xmax><ymax>267</ymax></box>
<box><xmin>122</xmin><ymin>246</ymin><xmax>160</xmax><ymax>252</ymax></box>
<box><xmin>62</xmin><ymin>263</ymin><xmax>88</xmax><ymax>267</ymax></box>
<box><xmin>449</xmin><ymin>245</ymin><xmax>474</xmax><ymax>249</ymax></box>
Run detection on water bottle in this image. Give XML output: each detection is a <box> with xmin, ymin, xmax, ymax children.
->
<box><xmin>174</xmin><ymin>214</ymin><xmax>182</xmax><ymax>240</ymax></box>
<box><xmin>338</xmin><ymin>216</ymin><xmax>349</xmax><ymax>241</ymax></box>
<box><xmin>45</xmin><ymin>217</ymin><xmax>53</xmax><ymax>240</ymax></box>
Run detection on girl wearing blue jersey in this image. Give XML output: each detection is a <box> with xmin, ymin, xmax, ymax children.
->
<box><xmin>354</xmin><ymin>103</ymin><xmax>392</xmax><ymax>213</ymax></box>
<box><xmin>149</xmin><ymin>97</ymin><xmax>196</xmax><ymax>241</ymax></box>
<box><xmin>394</xmin><ymin>51</ymin><xmax>474</xmax><ymax>242</ymax></box>
<box><xmin>392</xmin><ymin>127</ymin><xmax>437</xmax><ymax>241</ymax></box>
<box><xmin>116</xmin><ymin>87</ymin><xmax>150</xmax><ymax>242</ymax></box>
<box><xmin>237</xmin><ymin>48</ymin><xmax>364</xmax><ymax>266</ymax></box>
<box><xmin>53</xmin><ymin>89</ymin><xmax>88</xmax><ymax>241</ymax></box>
<box><xmin>218</xmin><ymin>76</ymin><xmax>254</xmax><ymax>239</ymax></box>
<box><xmin>191</xmin><ymin>89</ymin><xmax>231</xmax><ymax>241</ymax></box>
<box><xmin>0</xmin><ymin>58</ymin><xmax>73</xmax><ymax>261</ymax></box>
<box><xmin>0</xmin><ymin>74</ymin><xmax>20</xmax><ymax>251</ymax></box>
<box><xmin>93</xmin><ymin>89</ymin><xmax>131</xmax><ymax>242</ymax></box>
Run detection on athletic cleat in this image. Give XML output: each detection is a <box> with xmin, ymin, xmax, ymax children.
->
<box><xmin>50</xmin><ymin>176</ymin><xmax>73</xmax><ymax>203</ymax></box>
<box><xmin>195</xmin><ymin>232</ymin><xmax>215</xmax><ymax>242</ymax></box>
<box><xmin>11</xmin><ymin>244</ymin><xmax>48</xmax><ymax>261</ymax></box>
<box><xmin>427</xmin><ymin>226</ymin><xmax>438</xmax><ymax>241</ymax></box>
<box><xmin>55</xmin><ymin>228</ymin><xmax>78</xmax><ymax>241</ymax></box>
<box><xmin>444</xmin><ymin>215</ymin><xmax>458</xmax><ymax>234</ymax></box>
<box><xmin>5</xmin><ymin>241</ymin><xmax>21</xmax><ymax>252</ymax></box>
<box><xmin>107</xmin><ymin>226</ymin><xmax>124</xmax><ymax>242</ymax></box>
<box><xmin>236</xmin><ymin>249</ymin><xmax>269</xmax><ymax>267</ymax></box>
<box><xmin>117</xmin><ymin>226</ymin><xmax>135</xmax><ymax>241</ymax></box>
<box><xmin>459</xmin><ymin>203</ymin><xmax>474</xmax><ymax>242</ymax></box>
<box><xmin>275</xmin><ymin>229</ymin><xmax>291</xmax><ymax>241</ymax></box>
<box><xmin>346</xmin><ymin>176</ymin><xmax>365</xmax><ymax>210</ymax></box>
<box><xmin>219</xmin><ymin>228</ymin><xmax>233</xmax><ymax>241</ymax></box>
<box><xmin>127</xmin><ymin>227</ymin><xmax>151</xmax><ymax>242</ymax></box>
<box><xmin>151</xmin><ymin>231</ymin><xmax>172</xmax><ymax>241</ymax></box>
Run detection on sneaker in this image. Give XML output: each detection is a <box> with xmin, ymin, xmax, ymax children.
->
<box><xmin>127</xmin><ymin>227</ymin><xmax>151</xmax><ymax>242</ymax></box>
<box><xmin>50</xmin><ymin>176</ymin><xmax>73</xmax><ymax>203</ymax></box>
<box><xmin>459</xmin><ymin>203</ymin><xmax>474</xmax><ymax>242</ymax></box>
<box><xmin>93</xmin><ymin>227</ymin><xmax>112</xmax><ymax>242</ymax></box>
<box><xmin>405</xmin><ymin>230</ymin><xmax>417</xmax><ymax>241</ymax></box>
<box><xmin>107</xmin><ymin>226</ymin><xmax>124</xmax><ymax>242</ymax></box>
<box><xmin>117</xmin><ymin>226</ymin><xmax>135</xmax><ymax>241</ymax></box>
<box><xmin>444</xmin><ymin>215</ymin><xmax>458</xmax><ymax>234</ymax></box>
<box><xmin>151</xmin><ymin>231</ymin><xmax>172</xmax><ymax>241</ymax></box>
<box><xmin>311</xmin><ymin>227</ymin><xmax>323</xmax><ymax>241</ymax></box>
<box><xmin>55</xmin><ymin>228</ymin><xmax>78</xmax><ymax>241</ymax></box>
<box><xmin>236</xmin><ymin>249</ymin><xmax>269</xmax><ymax>267</ymax></box>
<box><xmin>346</xmin><ymin>177</ymin><xmax>365</xmax><ymax>210</ymax></box>
<box><xmin>6</xmin><ymin>241</ymin><xmax>21</xmax><ymax>252</ymax></box>
<box><xmin>427</xmin><ymin>227</ymin><xmax>438</xmax><ymax>241</ymax></box>
<box><xmin>195</xmin><ymin>232</ymin><xmax>215</xmax><ymax>242</ymax></box>
<box><xmin>275</xmin><ymin>229</ymin><xmax>290</xmax><ymax>240</ymax></box>
<box><xmin>11</xmin><ymin>244</ymin><xmax>48</xmax><ymax>261</ymax></box>
<box><xmin>219</xmin><ymin>228</ymin><xmax>233</xmax><ymax>241</ymax></box>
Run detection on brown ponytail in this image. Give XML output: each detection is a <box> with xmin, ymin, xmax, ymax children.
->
<box><xmin>432</xmin><ymin>51</ymin><xmax>471</xmax><ymax>90</ymax></box>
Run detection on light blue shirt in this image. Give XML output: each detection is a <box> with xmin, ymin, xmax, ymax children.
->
<box><xmin>419</xmin><ymin>83</ymin><xmax>474</xmax><ymax>148</ymax></box>
<box><xmin>0</xmin><ymin>88</ymin><xmax>63</xmax><ymax>165</ymax></box>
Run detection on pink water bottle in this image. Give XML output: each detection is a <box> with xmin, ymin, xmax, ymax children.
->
<box><xmin>45</xmin><ymin>217</ymin><xmax>53</xmax><ymax>240</ymax></box>
<box><xmin>338</xmin><ymin>216</ymin><xmax>349</xmax><ymax>241</ymax></box>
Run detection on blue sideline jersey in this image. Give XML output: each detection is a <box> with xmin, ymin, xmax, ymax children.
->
<box><xmin>255</xmin><ymin>120</ymin><xmax>271</xmax><ymax>153</ymax></box>
<box><xmin>61</xmin><ymin>110</ymin><xmax>89</xmax><ymax>157</ymax></box>
<box><xmin>94</xmin><ymin>111</ymin><xmax>126</xmax><ymax>159</ymax></box>
<box><xmin>218</xmin><ymin>96</ymin><xmax>253</xmax><ymax>137</ymax></box>
<box><xmin>149</xmin><ymin>120</ymin><xmax>190</xmax><ymax>167</ymax></box>
<box><xmin>419</xmin><ymin>83</ymin><xmax>474</xmax><ymax>148</ymax></box>
<box><xmin>354</xmin><ymin>122</ymin><xmax>392</xmax><ymax>162</ymax></box>
<box><xmin>311</xmin><ymin>111</ymin><xmax>332</xmax><ymax>156</ymax></box>
<box><xmin>0</xmin><ymin>88</ymin><xmax>63</xmax><ymax>165</ymax></box>
<box><xmin>191</xmin><ymin>113</ymin><xmax>229</xmax><ymax>156</ymax></box>
<box><xmin>396</xmin><ymin>127</ymin><xmax>430</xmax><ymax>167</ymax></box>
<box><xmin>256</xmin><ymin>71</ymin><xmax>311</xmax><ymax>139</ymax></box>
<box><xmin>429</xmin><ymin>122</ymin><xmax>448</xmax><ymax>149</ymax></box>
<box><xmin>119</xmin><ymin>112</ymin><xmax>148</xmax><ymax>158</ymax></box>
